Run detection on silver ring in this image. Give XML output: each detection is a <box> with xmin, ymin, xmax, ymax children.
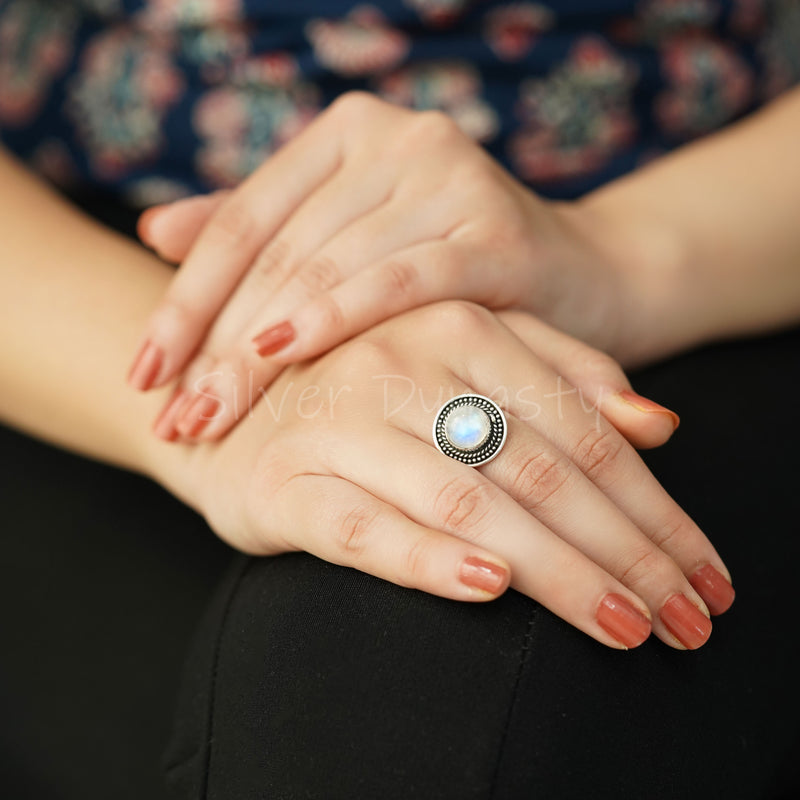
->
<box><xmin>432</xmin><ymin>394</ymin><xmax>508</xmax><ymax>467</ymax></box>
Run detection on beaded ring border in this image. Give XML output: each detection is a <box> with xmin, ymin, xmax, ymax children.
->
<box><xmin>432</xmin><ymin>394</ymin><xmax>508</xmax><ymax>467</ymax></box>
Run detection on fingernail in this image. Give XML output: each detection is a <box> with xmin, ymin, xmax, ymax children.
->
<box><xmin>153</xmin><ymin>389</ymin><xmax>189</xmax><ymax>442</ymax></box>
<box><xmin>596</xmin><ymin>593</ymin><xmax>651</xmax><ymax>649</ymax></box>
<box><xmin>128</xmin><ymin>340</ymin><xmax>163</xmax><ymax>391</ymax></box>
<box><xmin>660</xmin><ymin>594</ymin><xmax>712</xmax><ymax>650</ymax></box>
<box><xmin>690</xmin><ymin>564</ymin><xmax>735</xmax><ymax>616</ymax></box>
<box><xmin>176</xmin><ymin>394</ymin><xmax>220</xmax><ymax>438</ymax></box>
<box><xmin>252</xmin><ymin>321</ymin><xmax>295</xmax><ymax>357</ymax></box>
<box><xmin>618</xmin><ymin>390</ymin><xmax>680</xmax><ymax>431</ymax></box>
<box><xmin>459</xmin><ymin>557</ymin><xmax>508</xmax><ymax>595</ymax></box>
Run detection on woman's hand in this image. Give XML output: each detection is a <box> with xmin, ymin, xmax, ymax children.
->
<box><xmin>168</xmin><ymin>301</ymin><xmax>733</xmax><ymax>652</ymax></box>
<box><xmin>129</xmin><ymin>92</ymin><xmax>649</xmax><ymax>438</ymax></box>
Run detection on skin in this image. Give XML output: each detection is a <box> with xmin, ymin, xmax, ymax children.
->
<box><xmin>185</xmin><ymin>302</ymin><xmax>729</xmax><ymax>650</ymax></box>
<box><xmin>9</xmin><ymin>80</ymin><xmax>800</xmax><ymax>652</ymax></box>
<box><xmin>0</xmin><ymin>144</ymin><xmax>708</xmax><ymax>651</ymax></box>
<box><xmin>135</xmin><ymin>86</ymin><xmax>800</xmax><ymax>442</ymax></box>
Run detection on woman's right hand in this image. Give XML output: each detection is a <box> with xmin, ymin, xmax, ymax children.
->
<box><xmin>171</xmin><ymin>301</ymin><xmax>734</xmax><ymax>651</ymax></box>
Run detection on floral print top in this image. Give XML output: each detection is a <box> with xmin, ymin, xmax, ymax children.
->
<box><xmin>0</xmin><ymin>0</ymin><xmax>798</xmax><ymax>205</ymax></box>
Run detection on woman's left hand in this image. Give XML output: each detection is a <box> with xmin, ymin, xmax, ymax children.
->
<box><xmin>129</xmin><ymin>92</ymin><xmax>641</xmax><ymax>438</ymax></box>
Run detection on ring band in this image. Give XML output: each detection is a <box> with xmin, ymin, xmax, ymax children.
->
<box><xmin>432</xmin><ymin>394</ymin><xmax>507</xmax><ymax>467</ymax></box>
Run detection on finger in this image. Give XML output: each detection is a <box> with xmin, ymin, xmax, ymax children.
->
<box><xmin>317</xmin><ymin>425</ymin><xmax>652</xmax><ymax>650</ymax></box>
<box><xmin>169</xmin><ymin>353</ymin><xmax>283</xmax><ymax>442</ymax></box>
<box><xmin>127</xmin><ymin>108</ymin><xmax>346</xmax><ymax>391</ymax></box>
<box><xmin>199</xmin><ymin>163</ymin><xmax>402</xmax><ymax>352</ymax></box>
<box><xmin>146</xmin><ymin>165</ymin><xmax>400</xmax><ymax>435</ymax></box>
<box><xmin>170</xmin><ymin>201</ymin><xmax>464</xmax><ymax>440</ymax></box>
<box><xmin>150</xmin><ymin>351</ymin><xmax>218</xmax><ymax>441</ymax></box>
<box><xmin>499</xmin><ymin>311</ymin><xmax>680</xmax><ymax>449</ymax></box>
<box><xmin>249</xmin><ymin>239</ymin><xmax>485</xmax><ymax>363</ymax></box>
<box><xmin>334</xmin><ymin>383</ymin><xmax>708</xmax><ymax>649</ymax></box>
<box><xmin>269</xmin><ymin>473</ymin><xmax>511</xmax><ymax>602</ymax></box>
<box><xmin>479</xmin><ymin>416</ymin><xmax>711</xmax><ymax>648</ymax></box>
<box><xmin>431</xmin><ymin>308</ymin><xmax>734</xmax><ymax>620</ymax></box>
<box><xmin>243</xmin><ymin>170</ymin><xmax>469</xmax><ymax>333</ymax></box>
<box><xmin>137</xmin><ymin>192</ymin><xmax>229</xmax><ymax>263</ymax></box>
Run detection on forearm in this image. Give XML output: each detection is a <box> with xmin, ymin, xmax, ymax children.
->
<box><xmin>577</xmin><ymin>85</ymin><xmax>800</xmax><ymax>364</ymax></box>
<box><xmin>0</xmin><ymin>148</ymin><xmax>192</xmax><ymax>500</ymax></box>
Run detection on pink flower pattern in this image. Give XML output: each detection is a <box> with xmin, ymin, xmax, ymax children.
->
<box><xmin>0</xmin><ymin>0</ymin><xmax>77</xmax><ymax>127</ymax></box>
<box><xmin>375</xmin><ymin>61</ymin><xmax>499</xmax><ymax>141</ymax></box>
<box><xmin>405</xmin><ymin>0</ymin><xmax>476</xmax><ymax>27</ymax></box>
<box><xmin>140</xmin><ymin>0</ymin><xmax>244</xmax><ymax>27</ymax></box>
<box><xmin>484</xmin><ymin>3</ymin><xmax>554</xmax><ymax>61</ymax></box>
<box><xmin>0</xmin><ymin>1</ymin><xmax>796</xmax><ymax>198</ymax></box>
<box><xmin>655</xmin><ymin>33</ymin><xmax>754</xmax><ymax>137</ymax></box>
<box><xmin>137</xmin><ymin>0</ymin><xmax>250</xmax><ymax>82</ymax></box>
<box><xmin>306</xmin><ymin>6</ymin><xmax>410</xmax><ymax>77</ymax></box>
<box><xmin>510</xmin><ymin>37</ymin><xmax>639</xmax><ymax>182</ymax></box>
<box><xmin>193</xmin><ymin>54</ymin><xmax>321</xmax><ymax>187</ymax></box>
<box><xmin>67</xmin><ymin>29</ymin><xmax>185</xmax><ymax>178</ymax></box>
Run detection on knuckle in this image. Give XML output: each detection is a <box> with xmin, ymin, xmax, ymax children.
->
<box><xmin>329</xmin><ymin>90</ymin><xmax>379</xmax><ymax>121</ymax></box>
<box><xmin>383</xmin><ymin>259</ymin><xmax>419</xmax><ymax>299</ymax></box>
<box><xmin>426</xmin><ymin>299</ymin><xmax>494</xmax><ymax>340</ymax></box>
<box><xmin>298</xmin><ymin>255</ymin><xmax>341</xmax><ymax>295</ymax></box>
<box><xmin>411</xmin><ymin>110</ymin><xmax>462</xmax><ymax>144</ymax></box>
<box><xmin>433</xmin><ymin>476</ymin><xmax>496</xmax><ymax>535</ymax></box>
<box><xmin>251</xmin><ymin>239</ymin><xmax>293</xmax><ymax>286</ymax></box>
<box><xmin>570</xmin><ymin>426</ymin><xmax>627</xmax><ymax>484</ymax></box>
<box><xmin>507</xmin><ymin>449</ymin><xmax>573</xmax><ymax>512</ymax></box>
<box><xmin>154</xmin><ymin>296</ymin><xmax>201</xmax><ymax>334</ymax></box>
<box><xmin>333</xmin><ymin>504</ymin><xmax>380</xmax><ymax>557</ymax></box>
<box><xmin>313</xmin><ymin>290</ymin><xmax>346</xmax><ymax>335</ymax></box>
<box><xmin>402</xmin><ymin>535</ymin><xmax>431</xmax><ymax>585</ymax></box>
<box><xmin>207</xmin><ymin>199</ymin><xmax>257</xmax><ymax>250</ymax></box>
<box><xmin>577</xmin><ymin>349</ymin><xmax>626</xmax><ymax>385</ymax></box>
<box><xmin>613</xmin><ymin>545</ymin><xmax>668</xmax><ymax>588</ymax></box>
<box><xmin>650</xmin><ymin>512</ymin><xmax>695</xmax><ymax>553</ymax></box>
<box><xmin>333</xmin><ymin>337</ymin><xmax>396</xmax><ymax>376</ymax></box>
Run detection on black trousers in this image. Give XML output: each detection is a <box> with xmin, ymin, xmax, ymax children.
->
<box><xmin>2</xmin><ymin>198</ymin><xmax>799</xmax><ymax>798</ymax></box>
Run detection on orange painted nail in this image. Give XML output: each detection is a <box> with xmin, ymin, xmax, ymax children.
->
<box><xmin>153</xmin><ymin>389</ymin><xmax>189</xmax><ymax>442</ymax></box>
<box><xmin>127</xmin><ymin>340</ymin><xmax>163</xmax><ymax>391</ymax></box>
<box><xmin>252</xmin><ymin>321</ymin><xmax>295</xmax><ymax>357</ymax></box>
<box><xmin>597</xmin><ymin>594</ymin><xmax>651</xmax><ymax>648</ymax></box>
<box><xmin>618</xmin><ymin>390</ymin><xmax>680</xmax><ymax>430</ymax></box>
<box><xmin>690</xmin><ymin>565</ymin><xmax>735</xmax><ymax>616</ymax></box>
<box><xmin>660</xmin><ymin>595</ymin><xmax>712</xmax><ymax>649</ymax></box>
<box><xmin>176</xmin><ymin>394</ymin><xmax>221</xmax><ymax>438</ymax></box>
<box><xmin>459</xmin><ymin>557</ymin><xmax>508</xmax><ymax>595</ymax></box>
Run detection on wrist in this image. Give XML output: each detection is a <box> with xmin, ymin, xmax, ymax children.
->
<box><xmin>565</xmin><ymin>187</ymin><xmax>695</xmax><ymax>366</ymax></box>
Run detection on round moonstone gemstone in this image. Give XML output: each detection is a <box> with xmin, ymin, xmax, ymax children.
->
<box><xmin>444</xmin><ymin>405</ymin><xmax>491</xmax><ymax>452</ymax></box>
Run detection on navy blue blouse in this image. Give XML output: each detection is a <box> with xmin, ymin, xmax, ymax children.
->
<box><xmin>0</xmin><ymin>0</ymin><xmax>798</xmax><ymax>204</ymax></box>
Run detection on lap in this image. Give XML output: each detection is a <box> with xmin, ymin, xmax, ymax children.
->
<box><xmin>167</xmin><ymin>327</ymin><xmax>800</xmax><ymax>799</ymax></box>
<box><xmin>2</xmin><ymin>326</ymin><xmax>799</xmax><ymax>799</ymax></box>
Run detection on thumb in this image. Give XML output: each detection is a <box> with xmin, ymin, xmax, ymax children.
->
<box><xmin>137</xmin><ymin>190</ymin><xmax>229</xmax><ymax>263</ymax></box>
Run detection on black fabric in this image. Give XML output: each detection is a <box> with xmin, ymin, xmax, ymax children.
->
<box><xmin>161</xmin><ymin>326</ymin><xmax>800</xmax><ymax>799</ymax></box>
<box><xmin>2</xmin><ymin>195</ymin><xmax>800</xmax><ymax>798</ymax></box>
<box><xmin>4</xmin><ymin>326</ymin><xmax>798</xmax><ymax>799</ymax></box>
<box><xmin>0</xmin><ymin>424</ymin><xmax>233</xmax><ymax>799</ymax></box>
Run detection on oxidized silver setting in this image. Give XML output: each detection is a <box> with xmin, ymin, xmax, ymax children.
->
<box><xmin>432</xmin><ymin>394</ymin><xmax>507</xmax><ymax>467</ymax></box>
